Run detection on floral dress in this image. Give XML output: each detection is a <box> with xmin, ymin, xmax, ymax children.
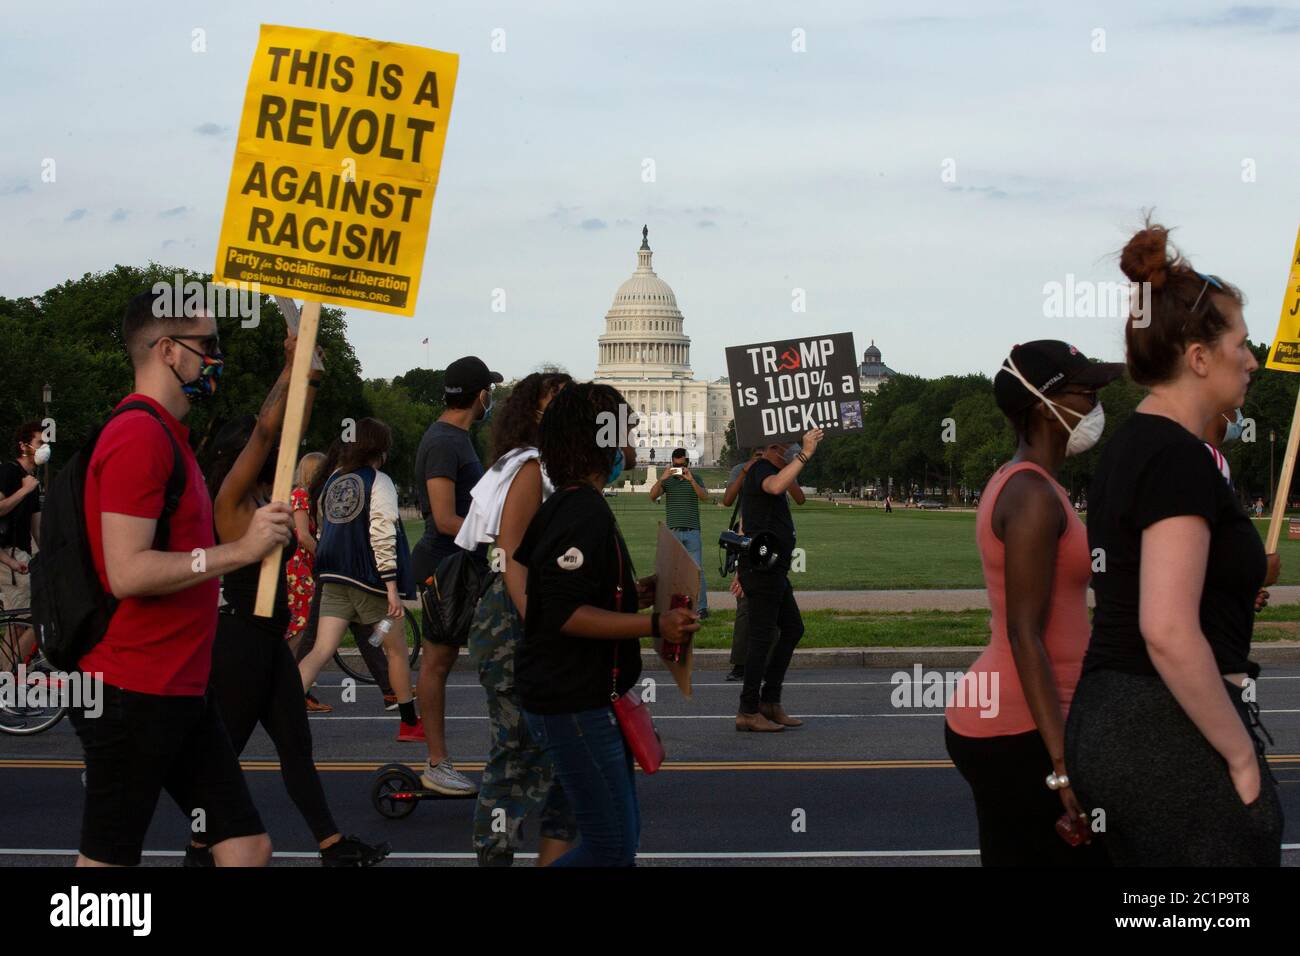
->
<box><xmin>284</xmin><ymin>486</ymin><xmax>316</xmax><ymax>641</ymax></box>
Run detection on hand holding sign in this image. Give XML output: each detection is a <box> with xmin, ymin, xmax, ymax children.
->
<box><xmin>800</xmin><ymin>428</ymin><xmax>825</xmax><ymax>459</ymax></box>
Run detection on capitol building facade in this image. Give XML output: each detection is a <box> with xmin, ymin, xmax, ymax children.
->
<box><xmin>592</xmin><ymin>227</ymin><xmax>734</xmax><ymax>466</ymax></box>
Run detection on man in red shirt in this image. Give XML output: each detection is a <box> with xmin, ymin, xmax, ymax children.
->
<box><xmin>71</xmin><ymin>290</ymin><xmax>293</xmax><ymax>867</ymax></box>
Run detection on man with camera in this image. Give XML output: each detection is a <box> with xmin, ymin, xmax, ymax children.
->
<box><xmin>648</xmin><ymin>447</ymin><xmax>711</xmax><ymax>619</ymax></box>
<box><xmin>733</xmin><ymin>429</ymin><xmax>822</xmax><ymax>732</ymax></box>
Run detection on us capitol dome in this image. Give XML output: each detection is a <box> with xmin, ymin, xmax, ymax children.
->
<box><xmin>593</xmin><ymin>226</ymin><xmax>734</xmax><ymax>466</ymax></box>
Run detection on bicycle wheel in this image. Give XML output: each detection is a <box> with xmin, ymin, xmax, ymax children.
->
<box><xmin>331</xmin><ymin>614</ymin><xmax>422</xmax><ymax>685</ymax></box>
<box><xmin>0</xmin><ymin>618</ymin><xmax>68</xmax><ymax>736</ymax></box>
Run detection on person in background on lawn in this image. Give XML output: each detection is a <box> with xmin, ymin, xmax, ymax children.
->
<box><xmin>299</xmin><ymin>418</ymin><xmax>419</xmax><ymax>741</ymax></box>
<box><xmin>648</xmin><ymin>447</ymin><xmax>712</xmax><ymax>619</ymax></box>
<box><xmin>0</xmin><ymin>421</ymin><xmax>45</xmax><ymax>663</ymax></box>
<box><xmin>455</xmin><ymin>371</ymin><xmax>577</xmax><ymax>866</ymax></box>
<box><xmin>945</xmin><ymin>339</ymin><xmax>1121</xmax><ymax>866</ymax></box>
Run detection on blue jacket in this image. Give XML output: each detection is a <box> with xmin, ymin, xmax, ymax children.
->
<box><xmin>315</xmin><ymin>466</ymin><xmax>415</xmax><ymax>599</ymax></box>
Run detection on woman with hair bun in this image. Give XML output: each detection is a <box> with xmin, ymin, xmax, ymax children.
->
<box><xmin>1064</xmin><ymin>218</ymin><xmax>1283</xmax><ymax>865</ymax></box>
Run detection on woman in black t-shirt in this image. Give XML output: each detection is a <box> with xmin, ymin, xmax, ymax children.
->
<box><xmin>1064</xmin><ymin>220</ymin><xmax>1283</xmax><ymax>866</ymax></box>
<box><xmin>514</xmin><ymin>383</ymin><xmax>698</xmax><ymax>867</ymax></box>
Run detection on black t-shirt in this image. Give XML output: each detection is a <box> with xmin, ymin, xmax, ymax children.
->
<box><xmin>0</xmin><ymin>460</ymin><xmax>41</xmax><ymax>553</ymax></box>
<box><xmin>514</xmin><ymin>484</ymin><xmax>642</xmax><ymax>714</ymax></box>
<box><xmin>1085</xmin><ymin>412</ymin><xmax>1266</xmax><ymax>678</ymax></box>
<box><xmin>740</xmin><ymin>460</ymin><xmax>795</xmax><ymax>571</ymax></box>
<box><xmin>413</xmin><ymin>421</ymin><xmax>485</xmax><ymax>564</ymax></box>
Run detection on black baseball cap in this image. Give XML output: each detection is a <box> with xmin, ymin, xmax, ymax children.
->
<box><xmin>444</xmin><ymin>356</ymin><xmax>503</xmax><ymax>396</ymax></box>
<box><xmin>993</xmin><ymin>340</ymin><xmax>1124</xmax><ymax>416</ymax></box>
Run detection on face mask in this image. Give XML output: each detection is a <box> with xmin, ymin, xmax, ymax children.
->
<box><xmin>33</xmin><ymin>444</ymin><xmax>51</xmax><ymax>466</ymax></box>
<box><xmin>1222</xmin><ymin>409</ymin><xmax>1245</xmax><ymax>444</ymax></box>
<box><xmin>479</xmin><ymin>390</ymin><xmax>495</xmax><ymax>424</ymax></box>
<box><xmin>1001</xmin><ymin>356</ymin><xmax>1104</xmax><ymax>456</ymax></box>
<box><xmin>605</xmin><ymin>448</ymin><xmax>625</xmax><ymax>486</ymax></box>
<box><xmin>170</xmin><ymin>339</ymin><xmax>224</xmax><ymax>400</ymax></box>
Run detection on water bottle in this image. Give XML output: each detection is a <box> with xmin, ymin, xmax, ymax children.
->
<box><xmin>368</xmin><ymin>617</ymin><xmax>394</xmax><ymax>648</ymax></box>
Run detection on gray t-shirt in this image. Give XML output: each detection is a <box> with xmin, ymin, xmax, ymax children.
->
<box><xmin>413</xmin><ymin>421</ymin><xmax>484</xmax><ymax>562</ymax></box>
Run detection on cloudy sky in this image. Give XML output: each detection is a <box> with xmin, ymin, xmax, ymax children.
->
<box><xmin>3</xmin><ymin>1</ymin><xmax>1299</xmax><ymax>383</ymax></box>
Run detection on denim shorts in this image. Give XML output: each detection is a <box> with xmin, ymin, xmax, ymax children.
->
<box><xmin>70</xmin><ymin>683</ymin><xmax>264</xmax><ymax>866</ymax></box>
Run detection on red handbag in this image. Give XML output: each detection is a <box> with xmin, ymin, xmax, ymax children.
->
<box><xmin>609</xmin><ymin>533</ymin><xmax>665</xmax><ymax>774</ymax></box>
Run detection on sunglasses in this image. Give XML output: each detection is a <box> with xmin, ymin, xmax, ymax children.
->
<box><xmin>1189</xmin><ymin>271</ymin><xmax>1224</xmax><ymax>314</ymax></box>
<box><xmin>149</xmin><ymin>333</ymin><xmax>223</xmax><ymax>355</ymax></box>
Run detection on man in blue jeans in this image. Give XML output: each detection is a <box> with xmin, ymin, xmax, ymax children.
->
<box><xmin>648</xmin><ymin>447</ymin><xmax>711</xmax><ymax>618</ymax></box>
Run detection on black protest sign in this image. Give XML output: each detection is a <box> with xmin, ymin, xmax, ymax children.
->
<box><xmin>725</xmin><ymin>332</ymin><xmax>863</xmax><ymax>447</ymax></box>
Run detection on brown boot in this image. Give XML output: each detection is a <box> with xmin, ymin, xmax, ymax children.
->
<box><xmin>736</xmin><ymin>710</ymin><xmax>785</xmax><ymax>732</ymax></box>
<box><xmin>759</xmin><ymin>703</ymin><xmax>803</xmax><ymax>727</ymax></box>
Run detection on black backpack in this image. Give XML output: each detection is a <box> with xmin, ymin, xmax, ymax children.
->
<box><xmin>420</xmin><ymin>550</ymin><xmax>494</xmax><ymax>646</ymax></box>
<box><xmin>29</xmin><ymin>402</ymin><xmax>185</xmax><ymax>671</ymax></box>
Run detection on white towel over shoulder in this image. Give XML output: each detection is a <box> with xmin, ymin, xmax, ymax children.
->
<box><xmin>455</xmin><ymin>446</ymin><xmax>553</xmax><ymax>549</ymax></box>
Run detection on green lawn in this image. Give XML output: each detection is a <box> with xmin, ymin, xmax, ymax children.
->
<box><xmin>347</xmin><ymin>606</ymin><xmax>1300</xmax><ymax>651</ymax></box>
<box><xmin>403</xmin><ymin>502</ymin><xmax>1300</xmax><ymax>590</ymax></box>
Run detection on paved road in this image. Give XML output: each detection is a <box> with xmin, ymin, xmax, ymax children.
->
<box><xmin>4</xmin><ymin>666</ymin><xmax>1299</xmax><ymax>866</ymax></box>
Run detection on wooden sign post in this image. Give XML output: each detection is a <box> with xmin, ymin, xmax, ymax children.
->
<box><xmin>212</xmin><ymin>24</ymin><xmax>458</xmax><ymax>617</ymax></box>
<box><xmin>1263</xmin><ymin>225</ymin><xmax>1300</xmax><ymax>554</ymax></box>
<box><xmin>252</xmin><ymin>300</ymin><xmax>320</xmax><ymax>616</ymax></box>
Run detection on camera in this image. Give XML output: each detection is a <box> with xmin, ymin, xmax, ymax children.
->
<box><xmin>719</xmin><ymin>529</ymin><xmax>781</xmax><ymax>575</ymax></box>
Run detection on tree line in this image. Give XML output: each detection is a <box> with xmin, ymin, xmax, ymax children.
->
<box><xmin>771</xmin><ymin>352</ymin><xmax>1299</xmax><ymax>506</ymax></box>
<box><xmin>4</xmin><ymin>264</ymin><xmax>1298</xmax><ymax>508</ymax></box>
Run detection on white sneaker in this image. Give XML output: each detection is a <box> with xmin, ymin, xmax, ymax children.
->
<box><xmin>421</xmin><ymin>758</ymin><xmax>478</xmax><ymax>796</ymax></box>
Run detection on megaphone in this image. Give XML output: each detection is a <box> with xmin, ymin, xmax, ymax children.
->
<box><xmin>718</xmin><ymin>529</ymin><xmax>781</xmax><ymax>574</ymax></box>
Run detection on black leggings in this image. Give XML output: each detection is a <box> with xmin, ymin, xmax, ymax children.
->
<box><xmin>1065</xmin><ymin>668</ymin><xmax>1283</xmax><ymax>866</ymax></box>
<box><xmin>945</xmin><ymin>723</ymin><xmax>1109</xmax><ymax>867</ymax></box>
<box><xmin>291</xmin><ymin>577</ymin><xmax>393</xmax><ymax>695</ymax></box>
<box><xmin>209</xmin><ymin>613</ymin><xmax>338</xmax><ymax>843</ymax></box>
<box><xmin>736</xmin><ymin>567</ymin><xmax>804</xmax><ymax>713</ymax></box>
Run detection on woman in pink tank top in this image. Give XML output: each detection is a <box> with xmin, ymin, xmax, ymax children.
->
<box><xmin>944</xmin><ymin>340</ymin><xmax>1122</xmax><ymax>866</ymax></box>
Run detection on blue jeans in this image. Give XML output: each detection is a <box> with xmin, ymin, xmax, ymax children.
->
<box><xmin>669</xmin><ymin>527</ymin><xmax>708</xmax><ymax>612</ymax></box>
<box><xmin>521</xmin><ymin>706</ymin><xmax>641</xmax><ymax>867</ymax></box>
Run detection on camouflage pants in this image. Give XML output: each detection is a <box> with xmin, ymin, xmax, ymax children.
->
<box><xmin>467</xmin><ymin>575</ymin><xmax>577</xmax><ymax>864</ymax></box>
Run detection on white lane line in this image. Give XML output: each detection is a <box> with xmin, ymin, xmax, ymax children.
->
<box><xmin>3</xmin><ymin>846</ymin><xmax>1299</xmax><ymax>860</ymax></box>
<box><xmin>308</xmin><ymin>714</ymin><xmax>950</xmax><ymax>721</ymax></box>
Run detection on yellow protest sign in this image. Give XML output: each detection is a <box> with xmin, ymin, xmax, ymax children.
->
<box><xmin>1265</xmin><ymin>224</ymin><xmax>1300</xmax><ymax>371</ymax></box>
<box><xmin>214</xmin><ymin>24</ymin><xmax>457</xmax><ymax>316</ymax></box>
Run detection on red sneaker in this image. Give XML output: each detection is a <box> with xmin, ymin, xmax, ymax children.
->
<box><xmin>396</xmin><ymin>718</ymin><xmax>425</xmax><ymax>742</ymax></box>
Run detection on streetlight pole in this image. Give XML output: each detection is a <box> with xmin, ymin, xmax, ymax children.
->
<box><xmin>1270</xmin><ymin>430</ymin><xmax>1276</xmax><ymax>510</ymax></box>
<box><xmin>41</xmin><ymin>382</ymin><xmax>52</xmax><ymax>486</ymax></box>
